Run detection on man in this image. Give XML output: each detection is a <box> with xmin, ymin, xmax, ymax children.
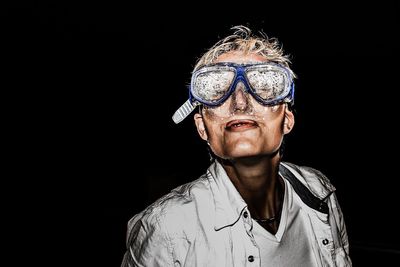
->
<box><xmin>121</xmin><ymin>26</ymin><xmax>351</xmax><ymax>266</ymax></box>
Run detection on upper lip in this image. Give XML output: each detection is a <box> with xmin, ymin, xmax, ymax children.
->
<box><xmin>225</xmin><ymin>119</ymin><xmax>258</xmax><ymax>129</ymax></box>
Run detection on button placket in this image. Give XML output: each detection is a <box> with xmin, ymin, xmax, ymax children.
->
<box><xmin>242</xmin><ymin>210</ymin><xmax>253</xmax><ymax>235</ymax></box>
<box><xmin>242</xmin><ymin>210</ymin><xmax>252</xmax><ymax>227</ymax></box>
<box><xmin>241</xmin><ymin>209</ymin><xmax>259</xmax><ymax>264</ymax></box>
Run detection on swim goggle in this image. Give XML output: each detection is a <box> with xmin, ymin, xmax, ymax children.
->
<box><xmin>172</xmin><ymin>62</ymin><xmax>294</xmax><ymax>124</ymax></box>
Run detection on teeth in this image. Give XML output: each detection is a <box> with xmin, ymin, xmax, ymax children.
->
<box><xmin>227</xmin><ymin>120</ymin><xmax>256</xmax><ymax>129</ymax></box>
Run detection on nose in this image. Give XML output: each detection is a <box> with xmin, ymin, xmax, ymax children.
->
<box><xmin>230</xmin><ymin>81</ymin><xmax>251</xmax><ymax>112</ymax></box>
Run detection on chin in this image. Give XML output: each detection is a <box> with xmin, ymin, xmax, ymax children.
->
<box><xmin>223</xmin><ymin>145</ymin><xmax>281</xmax><ymax>159</ymax></box>
<box><xmin>224</xmin><ymin>149</ymin><xmax>262</xmax><ymax>159</ymax></box>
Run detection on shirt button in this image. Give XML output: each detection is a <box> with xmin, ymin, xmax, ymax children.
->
<box><xmin>248</xmin><ymin>255</ymin><xmax>254</xmax><ymax>262</ymax></box>
<box><xmin>243</xmin><ymin>211</ymin><xmax>248</xmax><ymax>218</ymax></box>
<box><xmin>322</xmin><ymin>239</ymin><xmax>329</xmax><ymax>245</ymax></box>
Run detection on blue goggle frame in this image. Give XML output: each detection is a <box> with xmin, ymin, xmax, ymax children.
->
<box><xmin>189</xmin><ymin>62</ymin><xmax>295</xmax><ymax>107</ymax></box>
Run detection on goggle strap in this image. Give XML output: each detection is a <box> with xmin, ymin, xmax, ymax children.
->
<box><xmin>172</xmin><ymin>99</ymin><xmax>197</xmax><ymax>124</ymax></box>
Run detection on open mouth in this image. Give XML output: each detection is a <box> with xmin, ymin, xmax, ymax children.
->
<box><xmin>225</xmin><ymin>119</ymin><xmax>258</xmax><ymax>131</ymax></box>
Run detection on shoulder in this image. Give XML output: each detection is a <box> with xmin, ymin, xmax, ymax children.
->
<box><xmin>126</xmin><ymin>174</ymin><xmax>212</xmax><ymax>242</ymax></box>
<box><xmin>281</xmin><ymin>161</ymin><xmax>336</xmax><ymax>198</ymax></box>
<box><xmin>122</xmin><ymin>177</ymin><xmax>211</xmax><ymax>266</ymax></box>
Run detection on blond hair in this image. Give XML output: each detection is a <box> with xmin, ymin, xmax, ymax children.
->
<box><xmin>194</xmin><ymin>25</ymin><xmax>296</xmax><ymax>78</ymax></box>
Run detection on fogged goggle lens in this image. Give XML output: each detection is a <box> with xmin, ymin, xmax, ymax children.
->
<box><xmin>190</xmin><ymin>63</ymin><xmax>293</xmax><ymax>106</ymax></box>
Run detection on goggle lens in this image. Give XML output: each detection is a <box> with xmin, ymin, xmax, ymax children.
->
<box><xmin>191</xmin><ymin>63</ymin><xmax>292</xmax><ymax>106</ymax></box>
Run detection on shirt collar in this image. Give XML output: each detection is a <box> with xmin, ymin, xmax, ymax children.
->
<box><xmin>206</xmin><ymin>160</ymin><xmax>336</xmax><ymax>231</ymax></box>
<box><xmin>207</xmin><ymin>160</ymin><xmax>247</xmax><ymax>231</ymax></box>
<box><xmin>280</xmin><ymin>162</ymin><xmax>336</xmax><ymax>199</ymax></box>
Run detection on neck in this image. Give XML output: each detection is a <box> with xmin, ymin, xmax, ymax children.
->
<box><xmin>219</xmin><ymin>153</ymin><xmax>284</xmax><ymax>221</ymax></box>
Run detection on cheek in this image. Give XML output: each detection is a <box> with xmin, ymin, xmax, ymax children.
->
<box><xmin>264</xmin><ymin>124</ymin><xmax>284</xmax><ymax>144</ymax></box>
<box><xmin>202</xmin><ymin>105</ymin><xmax>229</xmax><ymax>122</ymax></box>
<box><xmin>261</xmin><ymin>105</ymin><xmax>286</xmax><ymax>121</ymax></box>
<box><xmin>207</xmin><ymin>125</ymin><xmax>225</xmax><ymax>145</ymax></box>
<box><xmin>202</xmin><ymin>122</ymin><xmax>229</xmax><ymax>156</ymax></box>
<box><xmin>255</xmin><ymin>117</ymin><xmax>286</xmax><ymax>152</ymax></box>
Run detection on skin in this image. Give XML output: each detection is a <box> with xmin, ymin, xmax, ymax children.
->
<box><xmin>194</xmin><ymin>51</ymin><xmax>295</xmax><ymax>233</ymax></box>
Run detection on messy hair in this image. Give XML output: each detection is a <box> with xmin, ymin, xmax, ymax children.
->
<box><xmin>194</xmin><ymin>25</ymin><xmax>296</xmax><ymax>79</ymax></box>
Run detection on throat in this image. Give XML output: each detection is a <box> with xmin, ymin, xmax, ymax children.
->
<box><xmin>249</xmin><ymin>176</ymin><xmax>285</xmax><ymax>235</ymax></box>
<box><xmin>219</xmin><ymin>157</ymin><xmax>285</xmax><ymax>234</ymax></box>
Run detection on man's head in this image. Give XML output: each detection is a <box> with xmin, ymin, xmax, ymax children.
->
<box><xmin>173</xmin><ymin>26</ymin><xmax>296</xmax><ymax>124</ymax></box>
<box><xmin>174</xmin><ymin>25</ymin><xmax>296</xmax><ymax>161</ymax></box>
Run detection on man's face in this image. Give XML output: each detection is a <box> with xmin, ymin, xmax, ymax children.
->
<box><xmin>194</xmin><ymin>51</ymin><xmax>294</xmax><ymax>160</ymax></box>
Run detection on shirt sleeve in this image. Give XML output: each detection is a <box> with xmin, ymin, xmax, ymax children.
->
<box><xmin>329</xmin><ymin>192</ymin><xmax>352</xmax><ymax>266</ymax></box>
<box><xmin>121</xmin><ymin>211</ymin><xmax>175</xmax><ymax>267</ymax></box>
<box><xmin>331</xmin><ymin>193</ymin><xmax>350</xmax><ymax>254</ymax></box>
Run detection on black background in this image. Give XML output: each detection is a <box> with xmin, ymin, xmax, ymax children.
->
<box><xmin>5</xmin><ymin>1</ymin><xmax>399</xmax><ymax>266</ymax></box>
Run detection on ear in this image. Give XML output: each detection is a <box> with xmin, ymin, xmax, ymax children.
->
<box><xmin>283</xmin><ymin>106</ymin><xmax>295</xmax><ymax>134</ymax></box>
<box><xmin>194</xmin><ymin>113</ymin><xmax>208</xmax><ymax>141</ymax></box>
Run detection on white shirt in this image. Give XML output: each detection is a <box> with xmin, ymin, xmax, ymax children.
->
<box><xmin>121</xmin><ymin>161</ymin><xmax>351</xmax><ymax>267</ymax></box>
